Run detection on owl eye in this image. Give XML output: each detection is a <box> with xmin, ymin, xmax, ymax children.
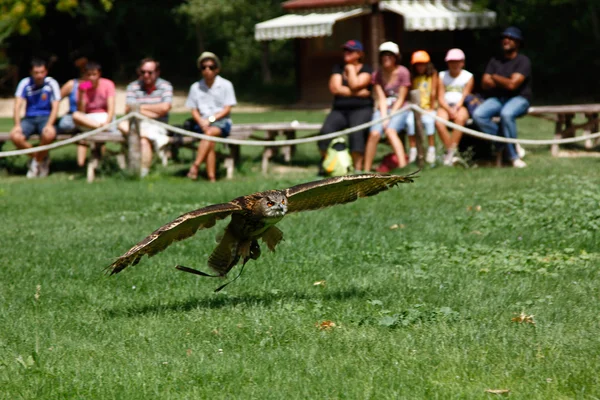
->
<box><xmin>267</xmin><ymin>201</ymin><xmax>274</xmax><ymax>207</ymax></box>
<box><xmin>281</xmin><ymin>200</ymin><xmax>285</xmax><ymax>205</ymax></box>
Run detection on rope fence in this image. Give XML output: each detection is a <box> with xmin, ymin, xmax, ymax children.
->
<box><xmin>1</xmin><ymin>104</ymin><xmax>599</xmax><ymax>159</ymax></box>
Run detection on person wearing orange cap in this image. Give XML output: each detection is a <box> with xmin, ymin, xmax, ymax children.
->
<box><xmin>407</xmin><ymin>50</ymin><xmax>438</xmax><ymax>165</ymax></box>
<box><xmin>436</xmin><ymin>48</ymin><xmax>474</xmax><ymax>166</ymax></box>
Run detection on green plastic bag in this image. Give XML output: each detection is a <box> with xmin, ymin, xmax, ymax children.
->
<box><xmin>322</xmin><ymin>137</ymin><xmax>353</xmax><ymax>176</ymax></box>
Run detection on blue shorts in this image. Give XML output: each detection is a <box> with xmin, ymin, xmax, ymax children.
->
<box><xmin>191</xmin><ymin>119</ymin><xmax>232</xmax><ymax>137</ymax></box>
<box><xmin>370</xmin><ymin>109</ymin><xmax>409</xmax><ymax>136</ymax></box>
<box><xmin>21</xmin><ymin>115</ymin><xmax>50</xmax><ymax>139</ymax></box>
<box><xmin>406</xmin><ymin>111</ymin><xmax>436</xmax><ymax>136</ymax></box>
<box><xmin>57</xmin><ymin>114</ymin><xmax>77</xmax><ymax>133</ymax></box>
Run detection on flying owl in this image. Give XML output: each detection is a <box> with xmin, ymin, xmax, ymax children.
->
<box><xmin>106</xmin><ymin>173</ymin><xmax>417</xmax><ymax>286</ymax></box>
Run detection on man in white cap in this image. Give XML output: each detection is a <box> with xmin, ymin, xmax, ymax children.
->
<box><xmin>473</xmin><ymin>27</ymin><xmax>531</xmax><ymax>168</ymax></box>
<box><xmin>185</xmin><ymin>52</ymin><xmax>237</xmax><ymax>182</ymax></box>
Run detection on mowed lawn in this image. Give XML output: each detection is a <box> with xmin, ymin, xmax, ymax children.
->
<box><xmin>1</xmin><ymin>112</ymin><xmax>599</xmax><ymax>399</ymax></box>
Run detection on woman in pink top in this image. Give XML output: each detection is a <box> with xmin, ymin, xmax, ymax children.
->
<box><xmin>363</xmin><ymin>42</ymin><xmax>411</xmax><ymax>173</ymax></box>
<box><xmin>72</xmin><ymin>61</ymin><xmax>116</xmax><ymax>167</ymax></box>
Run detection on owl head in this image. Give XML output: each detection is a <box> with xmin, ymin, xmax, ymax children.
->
<box><xmin>259</xmin><ymin>192</ymin><xmax>288</xmax><ymax>218</ymax></box>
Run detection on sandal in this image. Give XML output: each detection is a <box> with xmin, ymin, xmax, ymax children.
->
<box><xmin>187</xmin><ymin>164</ymin><xmax>199</xmax><ymax>180</ymax></box>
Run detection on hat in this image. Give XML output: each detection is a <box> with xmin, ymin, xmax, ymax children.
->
<box><xmin>342</xmin><ymin>40</ymin><xmax>363</xmax><ymax>52</ymax></box>
<box><xmin>502</xmin><ymin>26</ymin><xmax>524</xmax><ymax>42</ymax></box>
<box><xmin>197</xmin><ymin>51</ymin><xmax>221</xmax><ymax>69</ymax></box>
<box><xmin>445</xmin><ymin>48</ymin><xmax>465</xmax><ymax>62</ymax></box>
<box><xmin>411</xmin><ymin>50</ymin><xmax>430</xmax><ymax>64</ymax></box>
<box><xmin>378</xmin><ymin>41</ymin><xmax>399</xmax><ymax>55</ymax></box>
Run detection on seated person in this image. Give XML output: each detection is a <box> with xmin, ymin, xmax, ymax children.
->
<box><xmin>57</xmin><ymin>56</ymin><xmax>88</xmax><ymax>134</ymax></box>
<box><xmin>185</xmin><ymin>52</ymin><xmax>237</xmax><ymax>182</ymax></box>
<box><xmin>407</xmin><ymin>50</ymin><xmax>438</xmax><ymax>165</ymax></box>
<box><xmin>473</xmin><ymin>27</ymin><xmax>531</xmax><ymax>168</ymax></box>
<box><xmin>118</xmin><ymin>58</ymin><xmax>173</xmax><ymax>178</ymax></box>
<box><xmin>10</xmin><ymin>58</ymin><xmax>60</xmax><ymax>178</ymax></box>
<box><xmin>435</xmin><ymin>48</ymin><xmax>474</xmax><ymax>166</ymax></box>
<box><xmin>72</xmin><ymin>61</ymin><xmax>116</xmax><ymax>167</ymax></box>
<box><xmin>318</xmin><ymin>40</ymin><xmax>373</xmax><ymax>172</ymax></box>
<box><xmin>363</xmin><ymin>41</ymin><xmax>409</xmax><ymax>173</ymax></box>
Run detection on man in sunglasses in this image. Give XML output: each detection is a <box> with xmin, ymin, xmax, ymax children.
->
<box><xmin>118</xmin><ymin>57</ymin><xmax>173</xmax><ymax>177</ymax></box>
<box><xmin>473</xmin><ymin>27</ymin><xmax>531</xmax><ymax>168</ymax></box>
<box><xmin>185</xmin><ymin>51</ymin><xmax>237</xmax><ymax>182</ymax></box>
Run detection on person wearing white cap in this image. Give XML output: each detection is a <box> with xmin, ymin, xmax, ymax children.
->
<box><xmin>363</xmin><ymin>41</ymin><xmax>410</xmax><ymax>173</ymax></box>
<box><xmin>435</xmin><ymin>48</ymin><xmax>474</xmax><ymax>166</ymax></box>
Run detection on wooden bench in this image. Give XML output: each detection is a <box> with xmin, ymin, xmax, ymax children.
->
<box><xmin>527</xmin><ymin>104</ymin><xmax>600</xmax><ymax>156</ymax></box>
<box><xmin>0</xmin><ymin>122</ymin><xmax>322</xmax><ymax>180</ymax></box>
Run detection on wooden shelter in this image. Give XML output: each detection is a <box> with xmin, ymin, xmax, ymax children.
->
<box><xmin>255</xmin><ymin>0</ymin><xmax>496</xmax><ymax>105</ymax></box>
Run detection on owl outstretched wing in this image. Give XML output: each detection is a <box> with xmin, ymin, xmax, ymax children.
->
<box><xmin>106</xmin><ymin>202</ymin><xmax>243</xmax><ymax>275</ymax></box>
<box><xmin>285</xmin><ymin>172</ymin><xmax>418</xmax><ymax>214</ymax></box>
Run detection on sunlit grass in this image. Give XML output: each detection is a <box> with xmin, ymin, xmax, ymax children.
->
<box><xmin>1</xmin><ymin>114</ymin><xmax>599</xmax><ymax>398</ymax></box>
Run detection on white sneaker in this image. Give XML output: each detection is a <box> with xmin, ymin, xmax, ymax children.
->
<box><xmin>140</xmin><ymin>167</ymin><xmax>150</xmax><ymax>178</ymax></box>
<box><xmin>408</xmin><ymin>147</ymin><xmax>417</xmax><ymax>164</ymax></box>
<box><xmin>516</xmin><ymin>144</ymin><xmax>526</xmax><ymax>159</ymax></box>
<box><xmin>26</xmin><ymin>158</ymin><xmax>39</xmax><ymax>178</ymax></box>
<box><xmin>443</xmin><ymin>148</ymin><xmax>456</xmax><ymax>166</ymax></box>
<box><xmin>157</xmin><ymin>146</ymin><xmax>169</xmax><ymax>167</ymax></box>
<box><xmin>425</xmin><ymin>147</ymin><xmax>436</xmax><ymax>164</ymax></box>
<box><xmin>38</xmin><ymin>157</ymin><xmax>50</xmax><ymax>177</ymax></box>
<box><xmin>512</xmin><ymin>159</ymin><xmax>527</xmax><ymax>168</ymax></box>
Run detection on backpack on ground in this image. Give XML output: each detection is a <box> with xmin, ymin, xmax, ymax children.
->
<box><xmin>322</xmin><ymin>137</ymin><xmax>353</xmax><ymax>176</ymax></box>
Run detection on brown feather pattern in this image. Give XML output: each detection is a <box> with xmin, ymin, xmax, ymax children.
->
<box><xmin>285</xmin><ymin>172</ymin><xmax>417</xmax><ymax>214</ymax></box>
<box><xmin>106</xmin><ymin>172</ymin><xmax>417</xmax><ymax>277</ymax></box>
<box><xmin>107</xmin><ymin>202</ymin><xmax>242</xmax><ymax>275</ymax></box>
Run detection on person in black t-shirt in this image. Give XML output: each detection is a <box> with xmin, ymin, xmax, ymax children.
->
<box><xmin>318</xmin><ymin>40</ymin><xmax>373</xmax><ymax>172</ymax></box>
<box><xmin>472</xmin><ymin>26</ymin><xmax>532</xmax><ymax>168</ymax></box>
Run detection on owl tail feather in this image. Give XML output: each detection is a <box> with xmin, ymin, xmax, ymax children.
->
<box><xmin>208</xmin><ymin>228</ymin><xmax>239</xmax><ymax>276</ymax></box>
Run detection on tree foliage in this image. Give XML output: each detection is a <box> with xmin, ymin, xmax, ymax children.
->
<box><xmin>0</xmin><ymin>0</ymin><xmax>113</xmax><ymax>45</ymax></box>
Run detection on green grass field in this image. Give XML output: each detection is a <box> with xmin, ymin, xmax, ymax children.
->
<box><xmin>1</xmin><ymin>113</ymin><xmax>599</xmax><ymax>399</ymax></box>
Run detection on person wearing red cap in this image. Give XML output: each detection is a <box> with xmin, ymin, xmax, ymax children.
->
<box><xmin>436</xmin><ymin>48</ymin><xmax>474</xmax><ymax>166</ymax></box>
<box><xmin>472</xmin><ymin>27</ymin><xmax>531</xmax><ymax>168</ymax></box>
<box><xmin>318</xmin><ymin>40</ymin><xmax>373</xmax><ymax>172</ymax></box>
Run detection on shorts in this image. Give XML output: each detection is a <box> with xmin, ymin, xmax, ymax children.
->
<box><xmin>20</xmin><ymin>115</ymin><xmax>50</xmax><ymax>139</ymax></box>
<box><xmin>370</xmin><ymin>109</ymin><xmax>410</xmax><ymax>137</ymax></box>
<box><xmin>190</xmin><ymin>119</ymin><xmax>232</xmax><ymax>137</ymax></box>
<box><xmin>140</xmin><ymin>120</ymin><xmax>170</xmax><ymax>151</ymax></box>
<box><xmin>57</xmin><ymin>114</ymin><xmax>77</xmax><ymax>133</ymax></box>
<box><xmin>317</xmin><ymin>107</ymin><xmax>372</xmax><ymax>153</ymax></box>
<box><xmin>77</xmin><ymin>112</ymin><xmax>119</xmax><ymax>136</ymax></box>
<box><xmin>406</xmin><ymin>111</ymin><xmax>436</xmax><ymax>136</ymax></box>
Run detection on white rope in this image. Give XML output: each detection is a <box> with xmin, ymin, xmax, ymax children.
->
<box><xmin>2</xmin><ymin>102</ymin><xmax>599</xmax><ymax>158</ymax></box>
<box><xmin>0</xmin><ymin>114</ymin><xmax>133</xmax><ymax>158</ymax></box>
<box><xmin>131</xmin><ymin>105</ymin><xmax>412</xmax><ymax>146</ymax></box>
<box><xmin>410</xmin><ymin>104</ymin><xmax>600</xmax><ymax>145</ymax></box>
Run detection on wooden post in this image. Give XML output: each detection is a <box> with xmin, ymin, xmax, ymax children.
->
<box><xmin>584</xmin><ymin>113</ymin><xmax>594</xmax><ymax>149</ymax></box>
<box><xmin>281</xmin><ymin>129</ymin><xmax>296</xmax><ymax>163</ymax></box>
<box><xmin>409</xmin><ymin>89</ymin><xmax>425</xmax><ymax>168</ymax></box>
<box><xmin>551</xmin><ymin>114</ymin><xmax>564</xmax><ymax>157</ymax></box>
<box><xmin>262</xmin><ymin>130</ymin><xmax>278</xmax><ymax>175</ymax></box>
<box><xmin>261</xmin><ymin>41</ymin><xmax>272</xmax><ymax>84</ymax></box>
<box><xmin>127</xmin><ymin>104</ymin><xmax>142</xmax><ymax>175</ymax></box>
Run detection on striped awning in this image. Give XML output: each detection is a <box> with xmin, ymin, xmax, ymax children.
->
<box><xmin>254</xmin><ymin>8</ymin><xmax>368</xmax><ymax>41</ymax></box>
<box><xmin>254</xmin><ymin>1</ymin><xmax>495</xmax><ymax>41</ymax></box>
<box><xmin>380</xmin><ymin>0</ymin><xmax>496</xmax><ymax>31</ymax></box>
